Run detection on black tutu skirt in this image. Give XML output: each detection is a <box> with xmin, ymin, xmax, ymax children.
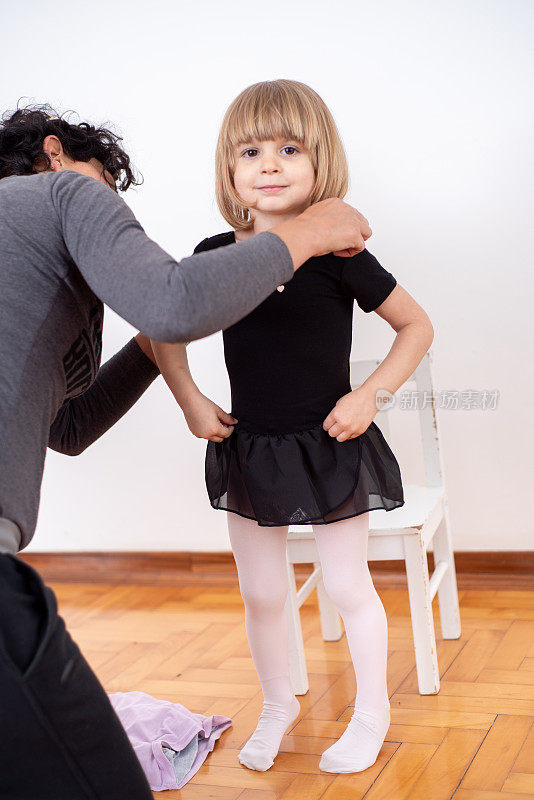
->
<box><xmin>205</xmin><ymin>419</ymin><xmax>404</xmax><ymax>527</ymax></box>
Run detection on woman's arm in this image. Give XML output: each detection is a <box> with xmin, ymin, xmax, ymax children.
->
<box><xmin>48</xmin><ymin>337</ymin><xmax>160</xmax><ymax>455</ymax></box>
<box><xmin>52</xmin><ymin>173</ymin><xmax>370</xmax><ymax>344</ymax></box>
<box><xmin>151</xmin><ymin>341</ymin><xmax>237</xmax><ymax>443</ymax></box>
<box><xmin>48</xmin><ymin>333</ymin><xmax>235</xmax><ymax>455</ymax></box>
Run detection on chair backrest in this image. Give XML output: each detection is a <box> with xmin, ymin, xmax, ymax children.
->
<box><xmin>350</xmin><ymin>349</ymin><xmax>445</xmax><ymax>489</ymax></box>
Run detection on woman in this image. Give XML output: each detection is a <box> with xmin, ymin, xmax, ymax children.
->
<box><xmin>0</xmin><ymin>104</ymin><xmax>372</xmax><ymax>799</ymax></box>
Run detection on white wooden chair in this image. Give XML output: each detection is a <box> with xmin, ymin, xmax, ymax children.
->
<box><xmin>284</xmin><ymin>349</ymin><xmax>460</xmax><ymax>695</ymax></box>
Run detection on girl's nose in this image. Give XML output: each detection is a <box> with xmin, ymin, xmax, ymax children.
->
<box><xmin>260</xmin><ymin>156</ymin><xmax>281</xmax><ymax>173</ymax></box>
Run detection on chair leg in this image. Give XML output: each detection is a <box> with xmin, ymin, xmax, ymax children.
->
<box><xmin>433</xmin><ymin>505</ymin><xmax>461</xmax><ymax>639</ymax></box>
<box><xmin>285</xmin><ymin>561</ymin><xmax>309</xmax><ymax>695</ymax></box>
<box><xmin>404</xmin><ymin>534</ymin><xmax>440</xmax><ymax>694</ymax></box>
<box><xmin>315</xmin><ymin>564</ymin><xmax>343</xmax><ymax>641</ymax></box>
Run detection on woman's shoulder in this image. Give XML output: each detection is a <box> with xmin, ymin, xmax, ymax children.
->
<box><xmin>193</xmin><ymin>230</ymin><xmax>235</xmax><ymax>254</ymax></box>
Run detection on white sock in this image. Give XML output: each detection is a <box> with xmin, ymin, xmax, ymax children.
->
<box><xmin>238</xmin><ymin>696</ymin><xmax>300</xmax><ymax>771</ymax></box>
<box><xmin>226</xmin><ymin>516</ymin><xmax>301</xmax><ymax>771</ymax></box>
<box><xmin>319</xmin><ymin>702</ymin><xmax>391</xmax><ymax>773</ymax></box>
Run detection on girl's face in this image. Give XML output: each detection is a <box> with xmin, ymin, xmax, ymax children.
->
<box><xmin>233</xmin><ymin>138</ymin><xmax>315</xmax><ymax>224</ymax></box>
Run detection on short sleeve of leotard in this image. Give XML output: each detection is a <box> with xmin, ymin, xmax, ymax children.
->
<box><xmin>339</xmin><ymin>248</ymin><xmax>397</xmax><ymax>312</ymax></box>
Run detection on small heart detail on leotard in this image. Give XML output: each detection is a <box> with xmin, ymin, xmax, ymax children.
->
<box><xmin>276</xmin><ymin>285</ymin><xmax>285</xmax><ymax>292</ymax></box>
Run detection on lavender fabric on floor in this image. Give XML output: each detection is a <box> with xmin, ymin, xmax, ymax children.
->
<box><xmin>108</xmin><ymin>690</ymin><xmax>232</xmax><ymax>791</ymax></box>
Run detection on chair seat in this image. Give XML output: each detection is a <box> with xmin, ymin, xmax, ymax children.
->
<box><xmin>287</xmin><ymin>484</ymin><xmax>444</xmax><ymax>539</ymax></box>
<box><xmin>368</xmin><ymin>484</ymin><xmax>444</xmax><ymax>532</ymax></box>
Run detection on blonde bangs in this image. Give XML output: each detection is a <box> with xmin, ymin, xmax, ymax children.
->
<box><xmin>224</xmin><ymin>84</ymin><xmax>319</xmax><ymax>155</ymax></box>
<box><xmin>215</xmin><ymin>80</ymin><xmax>349</xmax><ymax>230</ymax></box>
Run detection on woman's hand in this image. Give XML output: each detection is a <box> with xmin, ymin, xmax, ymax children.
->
<box><xmin>271</xmin><ymin>197</ymin><xmax>372</xmax><ymax>271</ymax></box>
<box><xmin>181</xmin><ymin>391</ymin><xmax>238</xmax><ymax>443</ymax></box>
<box><xmin>323</xmin><ymin>387</ymin><xmax>379</xmax><ymax>442</ymax></box>
<box><xmin>302</xmin><ymin>197</ymin><xmax>372</xmax><ymax>257</ymax></box>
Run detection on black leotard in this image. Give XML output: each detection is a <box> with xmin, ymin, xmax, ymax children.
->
<box><xmin>195</xmin><ymin>232</ymin><xmax>405</xmax><ymax>527</ymax></box>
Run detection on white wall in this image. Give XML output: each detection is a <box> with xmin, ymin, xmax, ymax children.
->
<box><xmin>2</xmin><ymin>0</ymin><xmax>531</xmax><ymax>552</ymax></box>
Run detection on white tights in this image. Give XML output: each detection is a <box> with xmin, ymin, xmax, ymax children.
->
<box><xmin>228</xmin><ymin>511</ymin><xmax>391</xmax><ymax>773</ymax></box>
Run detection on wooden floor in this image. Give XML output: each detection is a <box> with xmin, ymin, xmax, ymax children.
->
<box><xmin>52</xmin><ymin>578</ymin><xmax>534</xmax><ymax>800</ymax></box>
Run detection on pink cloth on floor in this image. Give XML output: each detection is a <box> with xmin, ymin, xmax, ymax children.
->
<box><xmin>108</xmin><ymin>690</ymin><xmax>232</xmax><ymax>791</ymax></box>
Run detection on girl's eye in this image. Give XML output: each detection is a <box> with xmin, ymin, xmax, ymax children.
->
<box><xmin>241</xmin><ymin>145</ymin><xmax>299</xmax><ymax>157</ymax></box>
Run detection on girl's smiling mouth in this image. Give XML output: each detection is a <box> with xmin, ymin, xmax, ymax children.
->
<box><xmin>256</xmin><ymin>185</ymin><xmax>289</xmax><ymax>193</ymax></box>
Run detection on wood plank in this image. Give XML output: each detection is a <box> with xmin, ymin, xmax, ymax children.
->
<box><xmin>502</xmin><ymin>772</ymin><xmax>534</xmax><ymax>794</ymax></box>
<box><xmin>478</xmin><ymin>668</ymin><xmax>534</xmax><ymax>685</ymax></box>
<box><xmin>153</xmin><ymin>785</ymin><xmax>240</xmax><ymax>799</ymax></box>
<box><xmin>461</xmin><ymin>715</ymin><xmax>533</xmax><ymax>791</ymax></box>
<box><xmin>279</xmin><ymin>773</ymin><xmax>336</xmax><ymax>799</ymax></box>
<box><xmin>322</xmin><ymin>742</ymin><xmax>433</xmax><ymax>799</ymax></box>
<box><xmin>393</xmin><ymin>692</ymin><xmax>534</xmax><ymax>717</ymax></box>
<box><xmin>187</xmin><ymin>764</ymin><xmax>294</xmax><ymax>792</ymax></box>
<box><xmin>443</xmin><ymin>629</ymin><xmax>505</xmax><ymax>682</ymax></box>
<box><xmin>392</xmin><ymin>728</ymin><xmax>485</xmax><ymax>800</ymax></box>
<box><xmin>486</xmin><ymin>621</ymin><xmax>534</xmax><ymax>670</ymax></box>
<box><xmin>455</xmin><ymin>790</ymin><xmax>533</xmax><ymax>799</ymax></box>
<box><xmin>511</xmin><ymin>720</ymin><xmax>534</xmax><ymax>773</ymax></box>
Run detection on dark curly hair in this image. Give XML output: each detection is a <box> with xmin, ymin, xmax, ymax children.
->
<box><xmin>0</xmin><ymin>102</ymin><xmax>141</xmax><ymax>191</ymax></box>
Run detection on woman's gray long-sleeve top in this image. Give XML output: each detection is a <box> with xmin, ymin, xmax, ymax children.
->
<box><xmin>0</xmin><ymin>170</ymin><xmax>294</xmax><ymax>550</ymax></box>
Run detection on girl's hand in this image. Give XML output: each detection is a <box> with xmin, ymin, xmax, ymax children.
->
<box><xmin>181</xmin><ymin>391</ymin><xmax>238</xmax><ymax>443</ymax></box>
<box><xmin>323</xmin><ymin>387</ymin><xmax>378</xmax><ymax>442</ymax></box>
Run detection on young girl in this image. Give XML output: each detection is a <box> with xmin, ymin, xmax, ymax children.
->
<box><xmin>152</xmin><ymin>79</ymin><xmax>433</xmax><ymax>774</ymax></box>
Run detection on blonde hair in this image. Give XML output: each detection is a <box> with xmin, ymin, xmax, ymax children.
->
<box><xmin>215</xmin><ymin>79</ymin><xmax>349</xmax><ymax>231</ymax></box>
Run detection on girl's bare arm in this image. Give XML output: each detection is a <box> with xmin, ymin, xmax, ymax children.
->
<box><xmin>150</xmin><ymin>341</ymin><xmax>198</xmax><ymax>407</ymax></box>
<box><xmin>151</xmin><ymin>341</ymin><xmax>237</xmax><ymax>443</ymax></box>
